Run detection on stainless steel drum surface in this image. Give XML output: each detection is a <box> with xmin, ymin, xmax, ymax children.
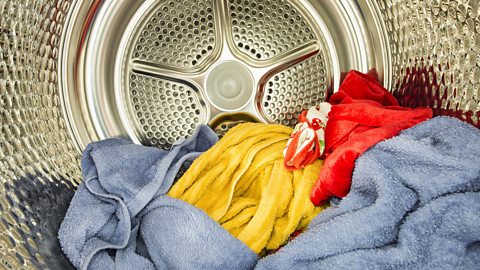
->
<box><xmin>0</xmin><ymin>0</ymin><xmax>479</xmax><ymax>269</ymax></box>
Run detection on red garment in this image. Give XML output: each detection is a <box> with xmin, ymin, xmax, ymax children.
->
<box><xmin>310</xmin><ymin>70</ymin><xmax>433</xmax><ymax>205</ymax></box>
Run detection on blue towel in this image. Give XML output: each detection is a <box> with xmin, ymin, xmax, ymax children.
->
<box><xmin>257</xmin><ymin>117</ymin><xmax>480</xmax><ymax>270</ymax></box>
<box><xmin>58</xmin><ymin>125</ymin><xmax>258</xmax><ymax>270</ymax></box>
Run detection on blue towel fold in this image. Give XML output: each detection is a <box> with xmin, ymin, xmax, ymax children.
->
<box><xmin>58</xmin><ymin>125</ymin><xmax>258</xmax><ymax>270</ymax></box>
<box><xmin>257</xmin><ymin>117</ymin><xmax>480</xmax><ymax>270</ymax></box>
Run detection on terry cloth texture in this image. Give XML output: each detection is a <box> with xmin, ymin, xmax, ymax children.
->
<box><xmin>58</xmin><ymin>125</ymin><xmax>258</xmax><ymax>270</ymax></box>
<box><xmin>257</xmin><ymin>117</ymin><xmax>480</xmax><ymax>270</ymax></box>
<box><xmin>168</xmin><ymin>123</ymin><xmax>328</xmax><ymax>254</ymax></box>
<box><xmin>310</xmin><ymin>70</ymin><xmax>433</xmax><ymax>204</ymax></box>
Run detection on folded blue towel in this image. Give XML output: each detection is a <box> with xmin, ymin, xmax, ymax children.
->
<box><xmin>58</xmin><ymin>125</ymin><xmax>258</xmax><ymax>270</ymax></box>
<box><xmin>257</xmin><ymin>117</ymin><xmax>480</xmax><ymax>270</ymax></box>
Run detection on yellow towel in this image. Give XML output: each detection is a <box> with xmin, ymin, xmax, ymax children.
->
<box><xmin>168</xmin><ymin>123</ymin><xmax>328</xmax><ymax>253</ymax></box>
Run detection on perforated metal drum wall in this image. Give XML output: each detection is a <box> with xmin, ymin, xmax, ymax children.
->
<box><xmin>379</xmin><ymin>0</ymin><xmax>480</xmax><ymax>127</ymax></box>
<box><xmin>261</xmin><ymin>53</ymin><xmax>328</xmax><ymax>126</ymax></box>
<box><xmin>128</xmin><ymin>72</ymin><xmax>207</xmax><ymax>147</ymax></box>
<box><xmin>132</xmin><ymin>0</ymin><xmax>217</xmax><ymax>68</ymax></box>
<box><xmin>0</xmin><ymin>0</ymin><xmax>479</xmax><ymax>269</ymax></box>
<box><xmin>0</xmin><ymin>0</ymin><xmax>81</xmax><ymax>269</ymax></box>
<box><xmin>227</xmin><ymin>0</ymin><xmax>317</xmax><ymax>61</ymax></box>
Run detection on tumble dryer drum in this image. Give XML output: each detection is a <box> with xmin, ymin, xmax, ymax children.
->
<box><xmin>0</xmin><ymin>0</ymin><xmax>479</xmax><ymax>269</ymax></box>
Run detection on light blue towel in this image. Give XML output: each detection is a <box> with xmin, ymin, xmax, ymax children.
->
<box><xmin>58</xmin><ymin>125</ymin><xmax>258</xmax><ymax>270</ymax></box>
<box><xmin>257</xmin><ymin>117</ymin><xmax>480</xmax><ymax>269</ymax></box>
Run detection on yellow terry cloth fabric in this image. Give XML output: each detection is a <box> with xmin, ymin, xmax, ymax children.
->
<box><xmin>168</xmin><ymin>123</ymin><xmax>328</xmax><ymax>254</ymax></box>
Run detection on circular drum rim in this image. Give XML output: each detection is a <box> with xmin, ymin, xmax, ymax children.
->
<box><xmin>59</xmin><ymin>0</ymin><xmax>388</xmax><ymax>150</ymax></box>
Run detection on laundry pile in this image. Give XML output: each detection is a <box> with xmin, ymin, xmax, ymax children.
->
<box><xmin>309</xmin><ymin>70</ymin><xmax>433</xmax><ymax>204</ymax></box>
<box><xmin>257</xmin><ymin>116</ymin><xmax>480</xmax><ymax>269</ymax></box>
<box><xmin>58</xmin><ymin>70</ymin><xmax>480</xmax><ymax>270</ymax></box>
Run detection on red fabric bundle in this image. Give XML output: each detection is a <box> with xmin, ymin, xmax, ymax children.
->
<box><xmin>310</xmin><ymin>70</ymin><xmax>433</xmax><ymax>205</ymax></box>
<box><xmin>283</xmin><ymin>110</ymin><xmax>322</xmax><ymax>171</ymax></box>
